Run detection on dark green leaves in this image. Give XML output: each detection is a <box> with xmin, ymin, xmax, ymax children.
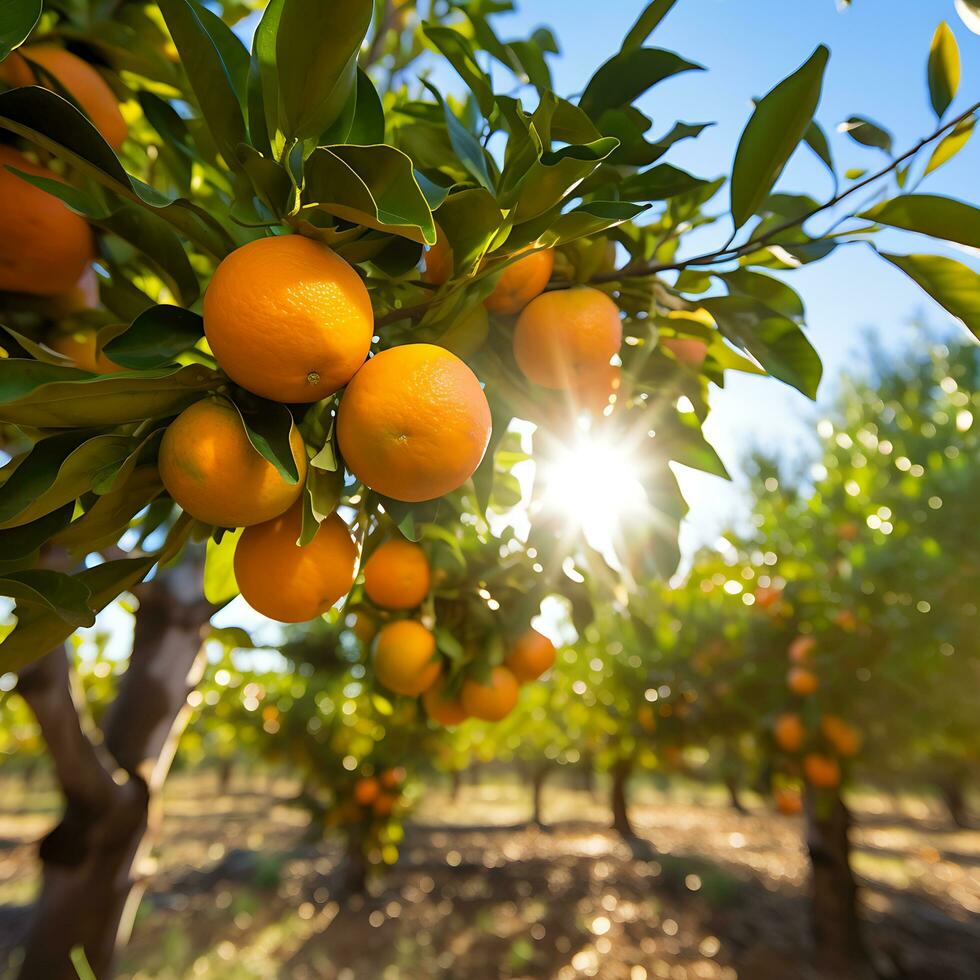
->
<box><xmin>860</xmin><ymin>195</ymin><xmax>980</xmax><ymax>250</ymax></box>
<box><xmin>839</xmin><ymin>116</ymin><xmax>893</xmax><ymax>154</ymax></box>
<box><xmin>231</xmin><ymin>394</ymin><xmax>302</xmax><ymax>485</ymax></box>
<box><xmin>730</xmin><ymin>45</ymin><xmax>829</xmax><ymax>230</ymax></box>
<box><xmin>304</xmin><ymin>145</ymin><xmax>436</xmax><ymax>245</ymax></box>
<box><xmin>0</xmin><ymin>569</ymin><xmax>96</xmax><ymax>628</ymax></box>
<box><xmin>879</xmin><ymin>253</ymin><xmax>980</xmax><ymax>339</ymax></box>
<box><xmin>580</xmin><ymin>48</ymin><xmax>702</xmax><ymax>118</ymax></box>
<box><xmin>0</xmin><ymin>0</ymin><xmax>40</xmax><ymax>61</ymax></box>
<box><xmin>618</xmin><ymin>163</ymin><xmax>707</xmax><ymax>201</ymax></box>
<box><xmin>104</xmin><ymin>306</ymin><xmax>205</xmax><ymax>370</ymax></box>
<box><xmin>423</xmin><ymin>25</ymin><xmax>495</xmax><ymax>118</ymax></box>
<box><xmin>927</xmin><ymin>22</ymin><xmax>960</xmax><ymax>119</ymax></box>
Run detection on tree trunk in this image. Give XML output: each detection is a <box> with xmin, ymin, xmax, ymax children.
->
<box><xmin>16</xmin><ymin>565</ymin><xmax>211</xmax><ymax>980</ymax></box>
<box><xmin>531</xmin><ymin>764</ymin><xmax>548</xmax><ymax>827</ymax></box>
<box><xmin>579</xmin><ymin>752</ymin><xmax>596</xmax><ymax>798</ymax></box>
<box><xmin>803</xmin><ymin>787</ymin><xmax>874</xmax><ymax>979</ymax></box>
<box><xmin>610</xmin><ymin>758</ymin><xmax>635</xmax><ymax>839</ymax></box>
<box><xmin>724</xmin><ymin>773</ymin><xmax>747</xmax><ymax>814</ymax></box>
<box><xmin>449</xmin><ymin>769</ymin><xmax>461</xmax><ymax>802</ymax></box>
<box><xmin>937</xmin><ymin>775</ymin><xmax>970</xmax><ymax>829</ymax></box>
<box><xmin>218</xmin><ymin>757</ymin><xmax>234</xmax><ymax>795</ymax></box>
<box><xmin>339</xmin><ymin>832</ymin><xmax>368</xmax><ymax>897</ymax></box>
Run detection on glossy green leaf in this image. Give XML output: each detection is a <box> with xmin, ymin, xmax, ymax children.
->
<box><xmin>419</xmin><ymin>79</ymin><xmax>494</xmax><ymax>192</ymax></box>
<box><xmin>321</xmin><ymin>67</ymin><xmax>385</xmax><ymax>146</ymax></box>
<box><xmin>0</xmin><ymin>505</ymin><xmax>74</xmax><ymax>562</ymax></box>
<box><xmin>730</xmin><ymin>46</ymin><xmax>829</xmax><ymax>230</ymax></box>
<box><xmin>580</xmin><ymin>48</ymin><xmax>702</xmax><ymax>118</ymax></box>
<box><xmin>0</xmin><ymin>569</ymin><xmax>95</xmax><ymax>628</ymax></box>
<box><xmin>422</xmin><ymin>24</ymin><xmax>495</xmax><ymax>118</ymax></box>
<box><xmin>927</xmin><ymin>22</ymin><xmax>960</xmax><ymax>119</ymax></box>
<box><xmin>0</xmin><ymin>360</ymin><xmax>219</xmax><ymax>428</ymax></box>
<box><xmin>622</xmin><ymin>0</ymin><xmax>680</xmax><ymax>50</ymax></box>
<box><xmin>860</xmin><ymin>195</ymin><xmax>980</xmax><ymax>250</ymax></box>
<box><xmin>231</xmin><ymin>394</ymin><xmax>301</xmax><ymax>485</ymax></box>
<box><xmin>305</xmin><ymin>145</ymin><xmax>436</xmax><ymax>245</ymax></box>
<box><xmin>0</xmin><ymin>0</ymin><xmax>41</xmax><ymax>61</ymax></box>
<box><xmin>618</xmin><ymin>163</ymin><xmax>707</xmax><ymax>201</ymax></box>
<box><xmin>880</xmin><ymin>252</ymin><xmax>980</xmax><ymax>339</ymax></box>
<box><xmin>924</xmin><ymin>113</ymin><xmax>975</xmax><ymax>175</ymax></box>
<box><xmin>105</xmin><ymin>306</ymin><xmax>204</xmax><ymax>370</ymax></box>
<box><xmin>839</xmin><ymin>115</ymin><xmax>893</xmax><ymax>154</ymax></box>
<box><xmin>299</xmin><ymin>466</ymin><xmax>344</xmax><ymax>546</ymax></box>
<box><xmin>204</xmin><ymin>527</ymin><xmax>242</xmax><ymax>604</ymax></box>
<box><xmin>432</xmin><ymin>187</ymin><xmax>502</xmax><ymax>276</ymax></box>
<box><xmin>720</xmin><ymin>269</ymin><xmax>805</xmax><ymax>322</ymax></box>
<box><xmin>804</xmin><ymin>119</ymin><xmax>836</xmax><ymax>188</ymax></box>
<box><xmin>701</xmin><ymin>295</ymin><xmax>822</xmax><ymax>398</ymax></box>
<box><xmin>508</xmin><ymin>201</ymin><xmax>647</xmax><ymax>252</ymax></box>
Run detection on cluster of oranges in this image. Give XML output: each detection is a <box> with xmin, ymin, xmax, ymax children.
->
<box><xmin>352</xmin><ymin>766</ymin><xmax>406</xmax><ymax>821</ymax></box>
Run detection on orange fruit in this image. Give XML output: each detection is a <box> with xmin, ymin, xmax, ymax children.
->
<box><xmin>787</xmin><ymin>667</ymin><xmax>818</xmax><ymax>696</ymax></box>
<box><xmin>638</xmin><ymin>705</ymin><xmax>656</xmax><ymax>732</ymax></box>
<box><xmin>460</xmin><ymin>666</ymin><xmax>520</xmax><ymax>722</ymax></box>
<box><xmin>820</xmin><ymin>715</ymin><xmax>861</xmax><ymax>757</ymax></box>
<box><xmin>513</xmin><ymin>287</ymin><xmax>622</xmax><ymax>390</ymax></box>
<box><xmin>660</xmin><ymin>337</ymin><xmax>707</xmax><ymax>367</ymax></box>
<box><xmin>0</xmin><ymin>146</ymin><xmax>94</xmax><ymax>296</ymax></box>
<box><xmin>48</xmin><ymin>328</ymin><xmax>122</xmax><ymax>374</ymax></box>
<box><xmin>422</xmin><ymin>233</ymin><xmax>453</xmax><ymax>284</ymax></box>
<box><xmin>374</xmin><ymin>620</ymin><xmax>441</xmax><ymax>696</ymax></box>
<box><xmin>348</xmin><ymin>609</ymin><xmax>378</xmax><ymax>647</ymax></box>
<box><xmin>380</xmin><ymin>767</ymin><xmax>405</xmax><ymax>789</ymax></box>
<box><xmin>803</xmin><ymin>753</ymin><xmax>841</xmax><ymax>789</ymax></box>
<box><xmin>354</xmin><ymin>777</ymin><xmax>380</xmax><ymax>806</ymax></box>
<box><xmin>203</xmin><ymin>235</ymin><xmax>373</xmax><ymax>403</ymax></box>
<box><xmin>484</xmin><ymin>248</ymin><xmax>554</xmax><ymax>314</ymax></box>
<box><xmin>788</xmin><ymin>635</ymin><xmax>816</xmax><ymax>664</ymax></box>
<box><xmin>372</xmin><ymin>792</ymin><xmax>396</xmax><ymax>817</ymax></box>
<box><xmin>774</xmin><ymin>712</ymin><xmax>805</xmax><ymax>753</ymax></box>
<box><xmin>422</xmin><ymin>678</ymin><xmax>469</xmax><ymax>726</ymax></box>
<box><xmin>754</xmin><ymin>584</ymin><xmax>782</xmax><ymax>609</ymax></box>
<box><xmin>1</xmin><ymin>46</ymin><xmax>127</xmax><ymax>150</ymax></box>
<box><xmin>337</xmin><ymin>343</ymin><xmax>492</xmax><ymax>502</ymax></box>
<box><xmin>234</xmin><ymin>503</ymin><xmax>357</xmax><ymax>622</ymax></box>
<box><xmin>775</xmin><ymin>788</ymin><xmax>803</xmax><ymax>815</ymax></box>
<box><xmin>49</xmin><ymin>266</ymin><xmax>101</xmax><ymax>316</ymax></box>
<box><xmin>834</xmin><ymin>608</ymin><xmax>858</xmax><ymax>632</ymax></box>
<box><xmin>363</xmin><ymin>538</ymin><xmax>431</xmax><ymax>609</ymax></box>
<box><xmin>159</xmin><ymin>399</ymin><xmax>306</xmax><ymax>527</ymax></box>
<box><xmin>574</xmin><ymin>361</ymin><xmax>621</xmax><ymax>415</ymax></box>
<box><xmin>837</xmin><ymin>521</ymin><xmax>860</xmax><ymax>541</ymax></box>
<box><xmin>504</xmin><ymin>629</ymin><xmax>556</xmax><ymax>683</ymax></box>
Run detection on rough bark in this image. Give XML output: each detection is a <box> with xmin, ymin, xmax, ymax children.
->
<box><xmin>610</xmin><ymin>757</ymin><xmax>636</xmax><ymax>839</ymax></box>
<box><xmin>15</xmin><ymin>562</ymin><xmax>211</xmax><ymax>980</ymax></box>
<box><xmin>803</xmin><ymin>787</ymin><xmax>874</xmax><ymax>979</ymax></box>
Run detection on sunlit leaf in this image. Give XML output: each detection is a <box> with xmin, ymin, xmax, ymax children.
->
<box><xmin>860</xmin><ymin>195</ymin><xmax>980</xmax><ymax>250</ymax></box>
<box><xmin>927</xmin><ymin>21</ymin><xmax>960</xmax><ymax>119</ymax></box>
<box><xmin>879</xmin><ymin>252</ymin><xmax>980</xmax><ymax>339</ymax></box>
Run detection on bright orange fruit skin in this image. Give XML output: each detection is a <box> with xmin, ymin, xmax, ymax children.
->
<box><xmin>234</xmin><ymin>504</ymin><xmax>357</xmax><ymax>623</ymax></box>
<box><xmin>513</xmin><ymin>287</ymin><xmax>622</xmax><ymax>390</ymax></box>
<box><xmin>159</xmin><ymin>399</ymin><xmax>307</xmax><ymax>528</ymax></box>
<box><xmin>1</xmin><ymin>46</ymin><xmax>127</xmax><ymax>150</ymax></box>
<box><xmin>574</xmin><ymin>361</ymin><xmax>621</xmax><ymax>415</ymax></box>
<box><xmin>660</xmin><ymin>337</ymin><xmax>708</xmax><ymax>367</ymax></box>
<box><xmin>460</xmin><ymin>666</ymin><xmax>520</xmax><ymax>722</ymax></box>
<box><xmin>48</xmin><ymin>328</ymin><xmax>122</xmax><ymax>374</ymax></box>
<box><xmin>504</xmin><ymin>629</ymin><xmax>556</xmax><ymax>683</ymax></box>
<box><xmin>422</xmin><ymin>234</ymin><xmax>453</xmax><ymax>284</ymax></box>
<box><xmin>484</xmin><ymin>249</ymin><xmax>554</xmax><ymax>315</ymax></box>
<box><xmin>821</xmin><ymin>715</ymin><xmax>861</xmax><ymax>757</ymax></box>
<box><xmin>788</xmin><ymin>635</ymin><xmax>817</xmax><ymax>664</ymax></box>
<box><xmin>363</xmin><ymin>538</ymin><xmax>431</xmax><ymax>610</ymax></box>
<box><xmin>787</xmin><ymin>667</ymin><xmax>819</xmax><ymax>696</ymax></box>
<box><xmin>422</xmin><ymin>678</ymin><xmax>469</xmax><ymax>726</ymax></box>
<box><xmin>774</xmin><ymin>712</ymin><xmax>805</xmax><ymax>753</ymax></box>
<box><xmin>203</xmin><ymin>236</ymin><xmax>374</xmax><ymax>403</ymax></box>
<box><xmin>373</xmin><ymin>620</ymin><xmax>442</xmax><ymax>697</ymax></box>
<box><xmin>804</xmin><ymin>753</ymin><xmax>841</xmax><ymax>789</ymax></box>
<box><xmin>0</xmin><ymin>146</ymin><xmax>94</xmax><ymax>296</ymax></box>
<box><xmin>354</xmin><ymin>777</ymin><xmax>380</xmax><ymax>806</ymax></box>
<box><xmin>337</xmin><ymin>344</ymin><xmax>492</xmax><ymax>502</ymax></box>
<box><xmin>775</xmin><ymin>788</ymin><xmax>803</xmax><ymax>815</ymax></box>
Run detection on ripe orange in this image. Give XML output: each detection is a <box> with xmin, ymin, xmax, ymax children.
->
<box><xmin>788</xmin><ymin>635</ymin><xmax>816</xmax><ymax>664</ymax></box>
<box><xmin>1</xmin><ymin>46</ymin><xmax>127</xmax><ymax>150</ymax></box>
<box><xmin>374</xmin><ymin>620</ymin><xmax>442</xmax><ymax>696</ymax></box>
<box><xmin>484</xmin><ymin>249</ymin><xmax>554</xmax><ymax>314</ymax></box>
<box><xmin>354</xmin><ymin>777</ymin><xmax>380</xmax><ymax>806</ymax></box>
<box><xmin>159</xmin><ymin>399</ymin><xmax>307</xmax><ymax>527</ymax></box>
<box><xmin>775</xmin><ymin>788</ymin><xmax>803</xmax><ymax>815</ymax></box>
<box><xmin>337</xmin><ymin>344</ymin><xmax>492</xmax><ymax>502</ymax></box>
<box><xmin>660</xmin><ymin>337</ymin><xmax>708</xmax><ymax>367</ymax></box>
<box><xmin>513</xmin><ymin>287</ymin><xmax>622</xmax><ymax>390</ymax></box>
<box><xmin>373</xmin><ymin>793</ymin><xmax>396</xmax><ymax>817</ymax></box>
<box><xmin>0</xmin><ymin>146</ymin><xmax>94</xmax><ymax>296</ymax></box>
<box><xmin>422</xmin><ymin>678</ymin><xmax>469</xmax><ymax>726</ymax></box>
<box><xmin>422</xmin><ymin>233</ymin><xmax>453</xmax><ymax>284</ymax></box>
<box><xmin>380</xmin><ymin>767</ymin><xmax>405</xmax><ymax>789</ymax></box>
<box><xmin>837</xmin><ymin>521</ymin><xmax>860</xmax><ymax>541</ymax></box>
<box><xmin>504</xmin><ymin>629</ymin><xmax>556</xmax><ymax>683</ymax></box>
<box><xmin>754</xmin><ymin>585</ymin><xmax>782</xmax><ymax>609</ymax></box>
<box><xmin>787</xmin><ymin>667</ymin><xmax>818</xmax><ymax>696</ymax></box>
<box><xmin>234</xmin><ymin>503</ymin><xmax>357</xmax><ymax>622</ymax></box>
<box><xmin>363</xmin><ymin>538</ymin><xmax>431</xmax><ymax>609</ymax></box>
<box><xmin>203</xmin><ymin>235</ymin><xmax>373</xmax><ymax>403</ymax></box>
<box><xmin>803</xmin><ymin>753</ymin><xmax>841</xmax><ymax>789</ymax></box>
<box><xmin>574</xmin><ymin>361</ymin><xmax>621</xmax><ymax>415</ymax></box>
<box><xmin>834</xmin><ymin>608</ymin><xmax>858</xmax><ymax>632</ymax></box>
<box><xmin>460</xmin><ymin>666</ymin><xmax>520</xmax><ymax>722</ymax></box>
<box><xmin>774</xmin><ymin>712</ymin><xmax>805</xmax><ymax>752</ymax></box>
<box><xmin>48</xmin><ymin>328</ymin><xmax>122</xmax><ymax>374</ymax></box>
<box><xmin>820</xmin><ymin>715</ymin><xmax>861</xmax><ymax>757</ymax></box>
<box><xmin>49</xmin><ymin>266</ymin><xmax>101</xmax><ymax>316</ymax></box>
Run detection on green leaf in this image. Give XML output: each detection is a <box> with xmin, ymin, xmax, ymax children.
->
<box><xmin>924</xmin><ymin>113</ymin><xmax>975</xmax><ymax>175</ymax></box>
<box><xmin>0</xmin><ymin>0</ymin><xmax>41</xmax><ymax>62</ymax></box>
<box><xmin>860</xmin><ymin>195</ymin><xmax>980</xmax><ymax>250</ymax></box>
<box><xmin>580</xmin><ymin>48</ymin><xmax>702</xmax><ymax>118</ymax></box>
<box><xmin>701</xmin><ymin>295</ymin><xmax>822</xmax><ymax>398</ymax></box>
<box><xmin>204</xmin><ymin>527</ymin><xmax>242</xmax><ymax>604</ymax></box>
<box><xmin>0</xmin><ymin>505</ymin><xmax>74</xmax><ymax>562</ymax></box>
<box><xmin>138</xmin><ymin>92</ymin><xmax>195</xmax><ymax>190</ymax></box>
<box><xmin>927</xmin><ymin>22</ymin><xmax>959</xmax><ymax>119</ymax></box>
<box><xmin>158</xmin><ymin>0</ymin><xmax>249</xmax><ymax>167</ymax></box>
<box><xmin>839</xmin><ymin>116</ymin><xmax>893</xmax><ymax>154</ymax></box>
<box><xmin>0</xmin><ymin>569</ymin><xmax>95</xmax><ymax>628</ymax></box>
<box><xmin>804</xmin><ymin>119</ymin><xmax>836</xmax><ymax>189</ymax></box>
<box><xmin>879</xmin><ymin>252</ymin><xmax>980</xmax><ymax>339</ymax></box>
<box><xmin>419</xmin><ymin>79</ymin><xmax>494</xmax><ymax>192</ymax></box>
<box><xmin>622</xmin><ymin>0</ymin><xmax>680</xmax><ymax>50</ymax></box>
<box><xmin>432</xmin><ymin>187</ymin><xmax>502</xmax><ymax>276</ymax></box>
<box><xmin>617</xmin><ymin>163</ymin><xmax>707</xmax><ymax>201</ymax></box>
<box><xmin>230</xmin><ymin>394</ymin><xmax>301</xmax><ymax>485</ymax></box>
<box><xmin>422</xmin><ymin>24</ymin><xmax>495</xmax><ymax>118</ymax></box>
<box><xmin>104</xmin><ymin>305</ymin><xmax>204</xmax><ymax>370</ymax></box>
<box><xmin>508</xmin><ymin>201</ymin><xmax>647</xmax><ymax>252</ymax></box>
<box><xmin>304</xmin><ymin>145</ymin><xmax>436</xmax><ymax>245</ymax></box>
<box><xmin>299</xmin><ymin>465</ymin><xmax>344</xmax><ymax>546</ymax></box>
<box><xmin>0</xmin><ymin>433</ymin><xmax>134</xmax><ymax>530</ymax></box>
<box><xmin>730</xmin><ymin>46</ymin><xmax>829</xmax><ymax>230</ymax></box>
<box><xmin>321</xmin><ymin>68</ymin><xmax>385</xmax><ymax>146</ymax></box>
<box><xmin>0</xmin><ymin>360</ymin><xmax>218</xmax><ymax>428</ymax></box>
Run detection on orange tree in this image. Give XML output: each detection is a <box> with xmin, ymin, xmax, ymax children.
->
<box><xmin>1</xmin><ymin>0</ymin><xmax>979</xmax><ymax>976</ymax></box>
